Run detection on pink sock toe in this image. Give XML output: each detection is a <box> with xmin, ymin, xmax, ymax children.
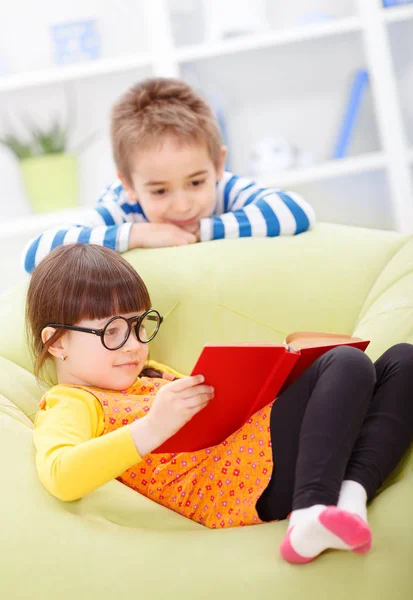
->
<box><xmin>319</xmin><ymin>507</ymin><xmax>372</xmax><ymax>550</ymax></box>
<box><xmin>353</xmin><ymin>539</ymin><xmax>372</xmax><ymax>554</ymax></box>
<box><xmin>280</xmin><ymin>527</ymin><xmax>314</xmax><ymax>565</ymax></box>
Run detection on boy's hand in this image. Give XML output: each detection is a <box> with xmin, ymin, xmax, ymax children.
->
<box><xmin>177</xmin><ymin>220</ymin><xmax>200</xmax><ymax>241</ymax></box>
<box><xmin>190</xmin><ymin>223</ymin><xmax>201</xmax><ymax>242</ymax></box>
<box><xmin>129</xmin><ymin>375</ymin><xmax>214</xmax><ymax>455</ymax></box>
<box><xmin>129</xmin><ymin>223</ymin><xmax>197</xmax><ymax>249</ymax></box>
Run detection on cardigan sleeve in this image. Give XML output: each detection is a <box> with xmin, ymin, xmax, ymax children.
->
<box><xmin>33</xmin><ymin>385</ymin><xmax>142</xmax><ymax>501</ymax></box>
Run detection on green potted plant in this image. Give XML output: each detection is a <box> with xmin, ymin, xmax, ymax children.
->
<box><xmin>0</xmin><ymin>115</ymin><xmax>96</xmax><ymax>214</ymax></box>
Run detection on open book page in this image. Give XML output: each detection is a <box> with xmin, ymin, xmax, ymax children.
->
<box><xmin>285</xmin><ymin>331</ymin><xmax>366</xmax><ymax>350</ymax></box>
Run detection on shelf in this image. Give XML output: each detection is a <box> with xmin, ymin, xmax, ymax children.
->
<box><xmin>258</xmin><ymin>152</ymin><xmax>386</xmax><ymax>188</ymax></box>
<box><xmin>0</xmin><ymin>207</ymin><xmax>88</xmax><ymax>239</ymax></box>
<box><xmin>383</xmin><ymin>4</ymin><xmax>413</xmax><ymax>23</ymax></box>
<box><xmin>0</xmin><ymin>52</ymin><xmax>151</xmax><ymax>93</ymax></box>
<box><xmin>176</xmin><ymin>16</ymin><xmax>362</xmax><ymax>63</ymax></box>
<box><xmin>0</xmin><ymin>153</ymin><xmax>388</xmax><ymax>237</ymax></box>
<box><xmin>0</xmin><ymin>16</ymin><xmax>365</xmax><ymax>91</ymax></box>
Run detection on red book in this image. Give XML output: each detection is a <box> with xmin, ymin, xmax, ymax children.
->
<box><xmin>153</xmin><ymin>332</ymin><xmax>369</xmax><ymax>453</ymax></box>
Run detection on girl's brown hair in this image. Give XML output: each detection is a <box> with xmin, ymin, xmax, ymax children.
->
<box><xmin>111</xmin><ymin>77</ymin><xmax>223</xmax><ymax>186</ymax></box>
<box><xmin>26</xmin><ymin>244</ymin><xmax>163</xmax><ymax>383</ymax></box>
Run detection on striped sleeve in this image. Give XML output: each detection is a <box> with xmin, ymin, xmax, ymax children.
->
<box><xmin>200</xmin><ymin>171</ymin><xmax>316</xmax><ymax>242</ymax></box>
<box><xmin>23</xmin><ymin>180</ymin><xmax>147</xmax><ymax>274</ymax></box>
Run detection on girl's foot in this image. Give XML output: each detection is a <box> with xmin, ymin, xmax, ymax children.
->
<box><xmin>280</xmin><ymin>505</ymin><xmax>372</xmax><ymax>564</ymax></box>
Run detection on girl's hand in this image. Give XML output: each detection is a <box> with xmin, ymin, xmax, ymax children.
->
<box><xmin>129</xmin><ymin>223</ymin><xmax>197</xmax><ymax>248</ymax></box>
<box><xmin>130</xmin><ymin>375</ymin><xmax>214</xmax><ymax>456</ymax></box>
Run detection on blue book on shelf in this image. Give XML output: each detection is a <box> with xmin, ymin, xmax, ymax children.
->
<box><xmin>382</xmin><ymin>1</ymin><xmax>413</xmax><ymax>7</ymax></box>
<box><xmin>333</xmin><ymin>69</ymin><xmax>369</xmax><ymax>159</ymax></box>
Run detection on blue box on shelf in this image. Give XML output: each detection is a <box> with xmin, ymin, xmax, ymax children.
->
<box><xmin>50</xmin><ymin>19</ymin><xmax>100</xmax><ymax>66</ymax></box>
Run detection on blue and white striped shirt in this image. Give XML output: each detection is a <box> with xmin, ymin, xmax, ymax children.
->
<box><xmin>23</xmin><ymin>171</ymin><xmax>316</xmax><ymax>274</ymax></box>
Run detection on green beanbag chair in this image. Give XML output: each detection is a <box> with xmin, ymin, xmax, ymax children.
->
<box><xmin>1</xmin><ymin>223</ymin><xmax>413</xmax><ymax>599</ymax></box>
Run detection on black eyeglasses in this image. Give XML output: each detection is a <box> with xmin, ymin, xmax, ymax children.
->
<box><xmin>47</xmin><ymin>309</ymin><xmax>163</xmax><ymax>351</ymax></box>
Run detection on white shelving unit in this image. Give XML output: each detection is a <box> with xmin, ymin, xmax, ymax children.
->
<box><xmin>1</xmin><ymin>0</ymin><xmax>413</xmax><ymax>290</ymax></box>
<box><xmin>175</xmin><ymin>16</ymin><xmax>362</xmax><ymax>63</ymax></box>
<box><xmin>259</xmin><ymin>151</ymin><xmax>386</xmax><ymax>188</ymax></box>
<box><xmin>0</xmin><ymin>52</ymin><xmax>152</xmax><ymax>93</ymax></box>
<box><xmin>0</xmin><ymin>12</ymin><xmax>365</xmax><ymax>92</ymax></box>
<box><xmin>383</xmin><ymin>3</ymin><xmax>413</xmax><ymax>22</ymax></box>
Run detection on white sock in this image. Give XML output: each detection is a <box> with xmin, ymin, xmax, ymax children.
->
<box><xmin>337</xmin><ymin>480</ymin><xmax>368</xmax><ymax>523</ymax></box>
<box><xmin>280</xmin><ymin>502</ymin><xmax>372</xmax><ymax>564</ymax></box>
<box><xmin>288</xmin><ymin>505</ymin><xmax>350</xmax><ymax>556</ymax></box>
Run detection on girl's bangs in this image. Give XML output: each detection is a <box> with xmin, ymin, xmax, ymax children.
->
<box><xmin>70</xmin><ymin>266</ymin><xmax>151</xmax><ymax>322</ymax></box>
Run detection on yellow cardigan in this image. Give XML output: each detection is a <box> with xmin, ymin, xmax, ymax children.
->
<box><xmin>33</xmin><ymin>360</ymin><xmax>183</xmax><ymax>502</ymax></box>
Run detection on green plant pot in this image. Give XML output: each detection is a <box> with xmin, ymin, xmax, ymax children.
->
<box><xmin>20</xmin><ymin>153</ymin><xmax>79</xmax><ymax>214</ymax></box>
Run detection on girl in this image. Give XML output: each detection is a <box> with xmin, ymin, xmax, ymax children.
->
<box><xmin>29</xmin><ymin>244</ymin><xmax>413</xmax><ymax>565</ymax></box>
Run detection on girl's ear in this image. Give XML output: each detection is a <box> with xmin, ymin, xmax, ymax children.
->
<box><xmin>41</xmin><ymin>327</ymin><xmax>66</xmax><ymax>359</ymax></box>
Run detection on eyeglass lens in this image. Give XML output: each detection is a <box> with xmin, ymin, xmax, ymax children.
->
<box><xmin>103</xmin><ymin>313</ymin><xmax>160</xmax><ymax>349</ymax></box>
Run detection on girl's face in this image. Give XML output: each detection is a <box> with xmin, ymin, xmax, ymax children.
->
<box><xmin>44</xmin><ymin>312</ymin><xmax>150</xmax><ymax>391</ymax></box>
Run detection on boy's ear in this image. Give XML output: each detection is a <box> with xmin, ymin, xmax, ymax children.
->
<box><xmin>216</xmin><ymin>146</ymin><xmax>227</xmax><ymax>181</ymax></box>
<box><xmin>118</xmin><ymin>172</ymin><xmax>137</xmax><ymax>201</ymax></box>
<box><xmin>41</xmin><ymin>327</ymin><xmax>66</xmax><ymax>359</ymax></box>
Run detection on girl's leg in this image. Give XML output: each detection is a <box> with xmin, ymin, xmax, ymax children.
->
<box><xmin>257</xmin><ymin>345</ymin><xmax>376</xmax><ymax>520</ymax></box>
<box><xmin>339</xmin><ymin>343</ymin><xmax>413</xmax><ymax>506</ymax></box>
<box><xmin>256</xmin><ymin>345</ymin><xmax>377</xmax><ymax>563</ymax></box>
<box><xmin>268</xmin><ymin>343</ymin><xmax>413</xmax><ymax>564</ymax></box>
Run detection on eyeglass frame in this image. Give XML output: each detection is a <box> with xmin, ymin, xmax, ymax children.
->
<box><xmin>46</xmin><ymin>309</ymin><xmax>163</xmax><ymax>351</ymax></box>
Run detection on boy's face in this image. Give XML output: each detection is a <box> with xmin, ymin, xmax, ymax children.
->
<box><xmin>120</xmin><ymin>137</ymin><xmax>227</xmax><ymax>235</ymax></box>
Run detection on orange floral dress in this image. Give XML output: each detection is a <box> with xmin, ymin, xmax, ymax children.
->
<box><xmin>79</xmin><ymin>374</ymin><xmax>274</xmax><ymax>529</ymax></box>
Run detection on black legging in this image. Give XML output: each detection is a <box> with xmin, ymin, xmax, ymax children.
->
<box><xmin>256</xmin><ymin>343</ymin><xmax>413</xmax><ymax>521</ymax></box>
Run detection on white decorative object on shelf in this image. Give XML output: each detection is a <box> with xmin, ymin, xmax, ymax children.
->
<box><xmin>249</xmin><ymin>137</ymin><xmax>314</xmax><ymax>179</ymax></box>
<box><xmin>201</xmin><ymin>0</ymin><xmax>268</xmax><ymax>42</ymax></box>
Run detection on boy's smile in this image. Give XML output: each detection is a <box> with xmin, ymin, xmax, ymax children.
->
<box><xmin>168</xmin><ymin>216</ymin><xmax>199</xmax><ymax>228</ymax></box>
<box><xmin>120</xmin><ymin>136</ymin><xmax>226</xmax><ymax>234</ymax></box>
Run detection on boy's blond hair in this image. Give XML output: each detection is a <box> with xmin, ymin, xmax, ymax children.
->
<box><xmin>111</xmin><ymin>77</ymin><xmax>223</xmax><ymax>184</ymax></box>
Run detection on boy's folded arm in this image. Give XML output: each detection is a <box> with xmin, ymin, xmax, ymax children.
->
<box><xmin>33</xmin><ymin>386</ymin><xmax>142</xmax><ymax>502</ymax></box>
<box><xmin>200</xmin><ymin>187</ymin><xmax>316</xmax><ymax>241</ymax></box>
<box><xmin>21</xmin><ymin>196</ymin><xmax>143</xmax><ymax>273</ymax></box>
<box><xmin>22</xmin><ymin>223</ymin><xmax>130</xmax><ymax>274</ymax></box>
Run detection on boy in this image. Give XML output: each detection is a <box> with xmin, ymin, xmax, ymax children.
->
<box><xmin>23</xmin><ymin>78</ymin><xmax>316</xmax><ymax>274</ymax></box>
